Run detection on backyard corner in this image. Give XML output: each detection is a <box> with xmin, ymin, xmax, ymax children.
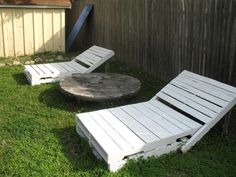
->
<box><xmin>0</xmin><ymin>53</ymin><xmax>236</xmax><ymax>176</ymax></box>
<box><xmin>0</xmin><ymin>0</ymin><xmax>236</xmax><ymax>176</ymax></box>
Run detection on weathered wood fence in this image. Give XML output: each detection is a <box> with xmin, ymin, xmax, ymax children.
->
<box><xmin>67</xmin><ymin>0</ymin><xmax>236</xmax><ymax>85</ymax></box>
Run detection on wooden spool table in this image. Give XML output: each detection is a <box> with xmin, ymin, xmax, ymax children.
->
<box><xmin>59</xmin><ymin>73</ymin><xmax>141</xmax><ymax>101</ymax></box>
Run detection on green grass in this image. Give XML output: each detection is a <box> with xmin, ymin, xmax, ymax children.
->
<box><xmin>0</xmin><ymin>58</ymin><xmax>235</xmax><ymax>177</ymax></box>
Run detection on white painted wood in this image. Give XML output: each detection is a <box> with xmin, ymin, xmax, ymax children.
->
<box><xmin>176</xmin><ymin>76</ymin><xmax>233</xmax><ymax>102</ymax></box>
<box><xmin>2</xmin><ymin>8</ymin><xmax>14</xmax><ymax>57</ymax></box>
<box><xmin>133</xmin><ymin>103</ymin><xmax>184</xmax><ymax>135</ymax></box>
<box><xmin>70</xmin><ymin>61</ymin><xmax>87</xmax><ymax>72</ymax></box>
<box><xmin>50</xmin><ymin>63</ymin><xmax>68</xmax><ymax>73</ymax></box>
<box><xmin>98</xmin><ymin>109</ymin><xmax>145</xmax><ymax>148</ymax></box>
<box><xmin>88</xmin><ymin>49</ymin><xmax>107</xmax><ymax>58</ymax></box>
<box><xmin>93</xmin><ymin>45</ymin><xmax>114</xmax><ymax>53</ymax></box>
<box><xmin>76</xmin><ymin>122</ymin><xmax>121</xmax><ymax>163</ymax></box>
<box><xmin>33</xmin><ymin>9</ymin><xmax>44</xmax><ymax>53</ymax></box>
<box><xmin>109</xmin><ymin>107</ymin><xmax>160</xmax><ymax>143</ymax></box>
<box><xmin>24</xmin><ymin>46</ymin><xmax>114</xmax><ymax>85</ymax></box>
<box><xmin>90</xmin><ymin>47</ymin><xmax>109</xmax><ymax>56</ymax></box>
<box><xmin>181</xmin><ymin>70</ymin><xmax>236</xmax><ymax>95</ymax></box>
<box><xmin>77</xmin><ymin>113</ymin><xmax>123</xmax><ymax>154</ymax></box>
<box><xmin>58</xmin><ymin>62</ymin><xmax>75</xmax><ymax>72</ymax></box>
<box><xmin>148</xmin><ymin>100</ymin><xmax>202</xmax><ymax>130</ymax></box>
<box><xmin>31</xmin><ymin>65</ymin><xmax>46</xmax><ymax>76</ymax></box>
<box><xmin>77</xmin><ymin>113</ymin><xmax>127</xmax><ymax>163</ymax></box>
<box><xmin>23</xmin><ymin>9</ymin><xmax>34</xmax><ymax>55</ymax></box>
<box><xmin>80</xmin><ymin>55</ymin><xmax>97</xmax><ymax>64</ymax></box>
<box><xmin>85</xmin><ymin>50</ymin><xmax>114</xmax><ymax>73</ymax></box>
<box><xmin>43</xmin><ymin>64</ymin><xmax>60</xmax><ymax>75</ymax></box>
<box><xmin>128</xmin><ymin>142</ymin><xmax>179</xmax><ymax>160</ymax></box>
<box><xmin>13</xmin><ymin>9</ymin><xmax>24</xmax><ymax>56</ymax></box>
<box><xmin>65</xmin><ymin>61</ymin><xmax>82</xmax><ymax>72</ymax></box>
<box><xmin>145</xmin><ymin>101</ymin><xmax>194</xmax><ymax>132</ymax></box>
<box><xmin>36</xmin><ymin>64</ymin><xmax>54</xmax><ymax>76</ymax></box>
<box><xmin>87</xmin><ymin>49</ymin><xmax>106</xmax><ymax>58</ymax></box>
<box><xmin>81</xmin><ymin>51</ymin><xmax>102</xmax><ymax>62</ymax></box>
<box><xmin>75</xmin><ymin>56</ymin><xmax>93</xmax><ymax>66</ymax></box>
<box><xmin>182</xmin><ymin>97</ymin><xmax>236</xmax><ymax>152</ymax></box>
<box><xmin>89</xmin><ymin>111</ymin><xmax>134</xmax><ymax>151</ymax></box>
<box><xmin>24</xmin><ymin>65</ymin><xmax>40</xmax><ymax>78</ymax></box>
<box><xmin>121</xmin><ymin>105</ymin><xmax>173</xmax><ymax>139</ymax></box>
<box><xmin>161</xmin><ymin>86</ymin><xmax>217</xmax><ymax>118</ymax></box>
<box><xmin>75</xmin><ymin>70</ymin><xmax>236</xmax><ymax>172</ymax></box>
<box><xmin>156</xmin><ymin>92</ymin><xmax>212</xmax><ymax>123</ymax></box>
<box><xmin>171</xmin><ymin>79</ymin><xmax>228</xmax><ymax>108</ymax></box>
<box><xmin>166</xmin><ymin>84</ymin><xmax>222</xmax><ymax>113</ymax></box>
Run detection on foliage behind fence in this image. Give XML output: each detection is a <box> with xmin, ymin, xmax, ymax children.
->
<box><xmin>67</xmin><ymin>0</ymin><xmax>236</xmax><ymax>85</ymax></box>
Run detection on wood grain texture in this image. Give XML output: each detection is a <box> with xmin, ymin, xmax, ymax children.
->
<box><xmin>67</xmin><ymin>0</ymin><xmax>236</xmax><ymax>86</ymax></box>
<box><xmin>0</xmin><ymin>8</ymin><xmax>66</xmax><ymax>57</ymax></box>
<box><xmin>33</xmin><ymin>9</ymin><xmax>44</xmax><ymax>53</ymax></box>
<box><xmin>23</xmin><ymin>9</ymin><xmax>34</xmax><ymax>55</ymax></box>
<box><xmin>2</xmin><ymin>8</ymin><xmax>14</xmax><ymax>56</ymax></box>
<box><xmin>13</xmin><ymin>9</ymin><xmax>24</xmax><ymax>56</ymax></box>
<box><xmin>0</xmin><ymin>9</ymin><xmax>4</xmax><ymax>56</ymax></box>
<box><xmin>59</xmin><ymin>73</ymin><xmax>141</xmax><ymax>101</ymax></box>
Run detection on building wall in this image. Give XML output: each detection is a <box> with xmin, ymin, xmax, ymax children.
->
<box><xmin>0</xmin><ymin>8</ymin><xmax>65</xmax><ymax>57</ymax></box>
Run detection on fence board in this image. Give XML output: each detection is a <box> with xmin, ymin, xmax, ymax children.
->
<box><xmin>67</xmin><ymin>0</ymin><xmax>236</xmax><ymax>86</ymax></box>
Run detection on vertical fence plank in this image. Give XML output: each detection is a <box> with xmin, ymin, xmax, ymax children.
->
<box><xmin>13</xmin><ymin>9</ymin><xmax>24</xmax><ymax>56</ymax></box>
<box><xmin>53</xmin><ymin>9</ymin><xmax>62</xmax><ymax>51</ymax></box>
<box><xmin>24</xmin><ymin>9</ymin><xmax>34</xmax><ymax>55</ymax></box>
<box><xmin>2</xmin><ymin>9</ymin><xmax>14</xmax><ymax>57</ymax></box>
<box><xmin>0</xmin><ymin>9</ymin><xmax>5</xmax><ymax>57</ymax></box>
<box><xmin>68</xmin><ymin>0</ymin><xmax>236</xmax><ymax>85</ymax></box>
<box><xmin>43</xmin><ymin>9</ymin><xmax>53</xmax><ymax>51</ymax></box>
<box><xmin>33</xmin><ymin>9</ymin><xmax>44</xmax><ymax>53</ymax></box>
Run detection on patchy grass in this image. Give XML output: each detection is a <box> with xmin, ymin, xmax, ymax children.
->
<box><xmin>0</xmin><ymin>56</ymin><xmax>235</xmax><ymax>177</ymax></box>
<box><xmin>0</xmin><ymin>51</ymin><xmax>79</xmax><ymax>65</ymax></box>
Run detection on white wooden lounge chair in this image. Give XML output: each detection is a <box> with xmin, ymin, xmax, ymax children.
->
<box><xmin>24</xmin><ymin>46</ymin><xmax>115</xmax><ymax>85</ymax></box>
<box><xmin>75</xmin><ymin>70</ymin><xmax>236</xmax><ymax>171</ymax></box>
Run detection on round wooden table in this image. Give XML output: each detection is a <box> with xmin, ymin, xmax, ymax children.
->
<box><xmin>59</xmin><ymin>73</ymin><xmax>141</xmax><ymax>101</ymax></box>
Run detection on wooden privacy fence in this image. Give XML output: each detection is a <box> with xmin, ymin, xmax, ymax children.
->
<box><xmin>0</xmin><ymin>8</ymin><xmax>65</xmax><ymax>57</ymax></box>
<box><xmin>67</xmin><ymin>0</ymin><xmax>236</xmax><ymax>85</ymax></box>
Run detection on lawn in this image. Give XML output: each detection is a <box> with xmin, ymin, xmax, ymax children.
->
<box><xmin>0</xmin><ymin>55</ymin><xmax>236</xmax><ymax>177</ymax></box>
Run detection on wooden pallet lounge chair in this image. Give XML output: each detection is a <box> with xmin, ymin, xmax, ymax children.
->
<box><xmin>24</xmin><ymin>46</ymin><xmax>114</xmax><ymax>85</ymax></box>
<box><xmin>75</xmin><ymin>70</ymin><xmax>236</xmax><ymax>171</ymax></box>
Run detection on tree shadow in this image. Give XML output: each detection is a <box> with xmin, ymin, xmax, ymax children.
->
<box><xmin>12</xmin><ymin>73</ymin><xmax>29</xmax><ymax>85</ymax></box>
<box><xmin>52</xmin><ymin>126</ymin><xmax>107</xmax><ymax>172</ymax></box>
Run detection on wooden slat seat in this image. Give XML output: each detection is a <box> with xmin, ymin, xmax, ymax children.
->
<box><xmin>75</xmin><ymin>70</ymin><xmax>236</xmax><ymax>171</ymax></box>
<box><xmin>24</xmin><ymin>45</ymin><xmax>114</xmax><ymax>85</ymax></box>
<box><xmin>76</xmin><ymin>100</ymin><xmax>202</xmax><ymax>171</ymax></box>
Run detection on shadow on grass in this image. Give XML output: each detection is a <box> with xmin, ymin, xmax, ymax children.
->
<box><xmin>12</xmin><ymin>73</ymin><xmax>29</xmax><ymax>85</ymax></box>
<box><xmin>38</xmin><ymin>83</ymin><xmax>138</xmax><ymax>113</ymax></box>
<box><xmin>52</xmin><ymin>126</ymin><xmax>107</xmax><ymax>172</ymax></box>
<box><xmin>38</xmin><ymin>85</ymin><xmax>79</xmax><ymax>112</ymax></box>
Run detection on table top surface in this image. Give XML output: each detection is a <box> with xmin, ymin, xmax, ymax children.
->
<box><xmin>59</xmin><ymin>73</ymin><xmax>141</xmax><ymax>101</ymax></box>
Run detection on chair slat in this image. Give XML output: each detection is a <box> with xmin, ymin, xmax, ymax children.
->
<box><xmin>109</xmin><ymin>107</ymin><xmax>160</xmax><ymax>143</ymax></box>
<box><xmin>161</xmin><ymin>86</ymin><xmax>217</xmax><ymax>118</ymax></box>
<box><xmin>171</xmin><ymin>79</ymin><xmax>228</xmax><ymax>107</ymax></box>
<box><xmin>156</xmin><ymin>92</ymin><xmax>212</xmax><ymax>123</ymax></box>
<box><xmin>132</xmin><ymin>103</ymin><xmax>184</xmax><ymax>135</ymax></box>
<box><xmin>181</xmin><ymin>70</ymin><xmax>236</xmax><ymax>95</ymax></box>
<box><xmin>121</xmin><ymin>105</ymin><xmax>173</xmax><ymax>139</ymax></box>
